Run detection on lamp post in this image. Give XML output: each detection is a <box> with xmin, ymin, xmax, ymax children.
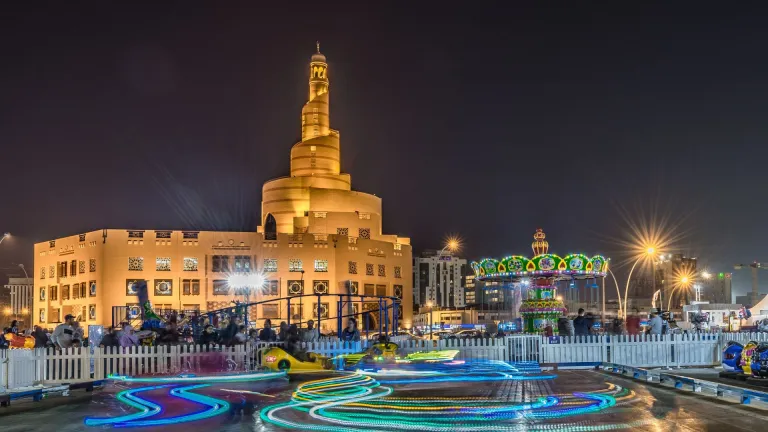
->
<box><xmin>623</xmin><ymin>246</ymin><xmax>657</xmax><ymax>319</ymax></box>
<box><xmin>668</xmin><ymin>275</ymin><xmax>692</xmax><ymax>312</ymax></box>
<box><xmin>605</xmin><ymin>268</ymin><xmax>622</xmax><ymax>319</ymax></box>
<box><xmin>0</xmin><ymin>232</ymin><xmax>9</xmax><ymax>245</ymax></box>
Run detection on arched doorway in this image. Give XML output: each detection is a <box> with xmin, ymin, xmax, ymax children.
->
<box><xmin>265</xmin><ymin>214</ymin><xmax>277</xmax><ymax>240</ymax></box>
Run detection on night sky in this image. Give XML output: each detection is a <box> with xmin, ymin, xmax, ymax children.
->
<box><xmin>2</xmin><ymin>2</ymin><xmax>767</xmax><ymax>297</ymax></box>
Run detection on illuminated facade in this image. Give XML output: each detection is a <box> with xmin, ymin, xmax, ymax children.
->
<box><xmin>32</xmin><ymin>46</ymin><xmax>412</xmax><ymax>332</ymax></box>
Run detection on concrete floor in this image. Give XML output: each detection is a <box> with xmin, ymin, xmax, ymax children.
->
<box><xmin>1</xmin><ymin>369</ymin><xmax>767</xmax><ymax>431</ymax></box>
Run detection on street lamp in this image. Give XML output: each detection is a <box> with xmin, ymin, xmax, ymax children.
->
<box><xmin>0</xmin><ymin>232</ymin><xmax>9</xmax><ymax>245</ymax></box>
<box><xmin>228</xmin><ymin>272</ymin><xmax>266</xmax><ymax>327</ymax></box>
<box><xmin>623</xmin><ymin>246</ymin><xmax>658</xmax><ymax>318</ymax></box>
<box><xmin>438</xmin><ymin>236</ymin><xmax>461</xmax><ymax>257</ymax></box>
<box><xmin>667</xmin><ymin>269</ymin><xmax>695</xmax><ymax>311</ymax></box>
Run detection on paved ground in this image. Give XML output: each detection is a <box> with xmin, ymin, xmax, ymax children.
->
<box><xmin>1</xmin><ymin>369</ymin><xmax>767</xmax><ymax>431</ymax></box>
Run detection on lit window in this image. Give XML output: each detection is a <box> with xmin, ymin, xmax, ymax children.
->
<box><xmin>234</xmin><ymin>256</ymin><xmax>251</xmax><ymax>272</ymax></box>
<box><xmin>314</xmin><ymin>259</ymin><xmax>328</xmax><ymax>272</ymax></box>
<box><xmin>289</xmin><ymin>259</ymin><xmax>303</xmax><ymax>272</ymax></box>
<box><xmin>310</xmin><ymin>145</ymin><xmax>317</xmax><ymax>151</ymax></box>
<box><xmin>156</xmin><ymin>257</ymin><xmax>171</xmax><ymax>271</ymax></box>
<box><xmin>183</xmin><ymin>257</ymin><xmax>198</xmax><ymax>271</ymax></box>
<box><xmin>314</xmin><ymin>212</ymin><xmax>327</xmax><ymax>218</ymax></box>
<box><xmin>264</xmin><ymin>259</ymin><xmax>278</xmax><ymax>272</ymax></box>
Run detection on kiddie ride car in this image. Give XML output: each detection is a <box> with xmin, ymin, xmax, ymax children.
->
<box><xmin>746</xmin><ymin>342</ymin><xmax>768</xmax><ymax>386</ymax></box>
<box><xmin>719</xmin><ymin>340</ymin><xmax>768</xmax><ymax>385</ymax></box>
<box><xmin>262</xmin><ymin>342</ymin><xmax>460</xmax><ymax>374</ymax></box>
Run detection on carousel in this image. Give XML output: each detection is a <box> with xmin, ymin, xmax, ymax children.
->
<box><xmin>471</xmin><ymin>229</ymin><xmax>608</xmax><ymax>334</ymax></box>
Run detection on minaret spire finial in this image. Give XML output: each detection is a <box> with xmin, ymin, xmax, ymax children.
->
<box><xmin>316</xmin><ymin>41</ymin><xmax>320</xmax><ymax>53</ymax></box>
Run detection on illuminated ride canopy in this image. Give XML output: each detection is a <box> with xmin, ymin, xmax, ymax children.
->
<box><xmin>471</xmin><ymin>229</ymin><xmax>609</xmax><ymax>334</ymax></box>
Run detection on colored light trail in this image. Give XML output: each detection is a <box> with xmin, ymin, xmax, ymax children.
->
<box><xmin>259</xmin><ymin>363</ymin><xmax>642</xmax><ymax>432</ymax></box>
<box><xmin>107</xmin><ymin>370</ymin><xmax>286</xmax><ymax>384</ymax></box>
<box><xmin>89</xmin><ymin>362</ymin><xmax>645</xmax><ymax>430</ymax></box>
<box><xmin>85</xmin><ymin>384</ymin><xmax>229</xmax><ymax>427</ymax></box>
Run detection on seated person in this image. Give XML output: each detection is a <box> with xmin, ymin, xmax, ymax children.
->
<box><xmin>284</xmin><ymin>324</ymin><xmax>309</xmax><ymax>362</ymax></box>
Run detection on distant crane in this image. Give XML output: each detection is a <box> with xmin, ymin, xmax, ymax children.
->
<box><xmin>733</xmin><ymin>262</ymin><xmax>768</xmax><ymax>307</ymax></box>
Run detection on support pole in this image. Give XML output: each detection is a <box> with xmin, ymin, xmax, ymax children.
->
<box><xmin>378</xmin><ymin>298</ymin><xmax>383</xmax><ymax>335</ymax></box>
<box><xmin>337</xmin><ymin>296</ymin><xmax>343</xmax><ymax>336</ymax></box>
<box><xmin>393</xmin><ymin>299</ymin><xmax>399</xmax><ymax>335</ymax></box>
<box><xmin>287</xmin><ymin>298</ymin><xmax>291</xmax><ymax>326</ymax></box>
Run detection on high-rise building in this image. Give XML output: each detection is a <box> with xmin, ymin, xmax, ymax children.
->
<box><xmin>4</xmin><ymin>277</ymin><xmax>33</xmax><ymax>327</ymax></box>
<box><xmin>655</xmin><ymin>254</ymin><xmax>698</xmax><ymax>309</ymax></box>
<box><xmin>463</xmin><ymin>274</ymin><xmax>476</xmax><ymax>304</ymax></box>
<box><xmin>33</xmin><ymin>46</ymin><xmax>413</xmax><ymax>332</ymax></box>
<box><xmin>702</xmin><ymin>272</ymin><xmax>732</xmax><ymax>304</ymax></box>
<box><xmin>413</xmin><ymin>251</ymin><xmax>467</xmax><ymax>309</ymax></box>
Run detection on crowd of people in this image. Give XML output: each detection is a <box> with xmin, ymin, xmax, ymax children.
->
<box><xmin>2</xmin><ymin>311</ymin><xmax>363</xmax><ymax>351</ymax></box>
<box><xmin>551</xmin><ymin>308</ymin><xmax>677</xmax><ymax>337</ymax></box>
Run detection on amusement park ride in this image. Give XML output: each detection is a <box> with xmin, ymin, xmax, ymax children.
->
<box><xmin>114</xmin><ymin>279</ymin><xmax>403</xmax><ymax>339</ymax></box>
<box><xmin>472</xmin><ymin>229</ymin><xmax>608</xmax><ymax>334</ymax></box>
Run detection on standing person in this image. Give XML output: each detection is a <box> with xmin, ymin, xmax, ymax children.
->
<box><xmin>585</xmin><ymin>313</ymin><xmax>595</xmax><ymax>335</ymax></box>
<box><xmin>226</xmin><ymin>317</ymin><xmax>242</xmax><ymax>345</ymax></box>
<box><xmin>341</xmin><ymin>318</ymin><xmax>360</xmax><ymax>342</ymax></box>
<box><xmin>557</xmin><ymin>317</ymin><xmax>569</xmax><ymax>336</ymax></box>
<box><xmin>51</xmin><ymin>314</ymin><xmax>77</xmax><ymax>350</ymax></box>
<box><xmin>626</xmin><ymin>314</ymin><xmax>640</xmax><ymax>335</ymax></box>
<box><xmin>33</xmin><ymin>325</ymin><xmax>49</xmax><ymax>348</ymax></box>
<box><xmin>72</xmin><ymin>321</ymin><xmax>84</xmax><ymax>347</ymax></box>
<box><xmin>648</xmin><ymin>311</ymin><xmax>663</xmax><ymax>336</ymax></box>
<box><xmin>9</xmin><ymin>320</ymin><xmax>19</xmax><ymax>335</ymax></box>
<box><xmin>258</xmin><ymin>319</ymin><xmax>277</xmax><ymax>342</ymax></box>
<box><xmin>303</xmin><ymin>319</ymin><xmax>319</xmax><ymax>342</ymax></box>
<box><xmin>612</xmin><ymin>317</ymin><xmax>623</xmax><ymax>335</ymax></box>
<box><xmin>573</xmin><ymin>309</ymin><xmax>589</xmax><ymax>337</ymax></box>
<box><xmin>99</xmin><ymin>327</ymin><xmax>120</xmax><ymax>348</ymax></box>
<box><xmin>277</xmin><ymin>321</ymin><xmax>289</xmax><ymax>341</ymax></box>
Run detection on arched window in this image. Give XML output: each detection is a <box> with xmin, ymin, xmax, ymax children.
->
<box><xmin>265</xmin><ymin>214</ymin><xmax>277</xmax><ymax>240</ymax></box>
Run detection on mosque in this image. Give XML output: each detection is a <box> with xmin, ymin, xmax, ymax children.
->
<box><xmin>32</xmin><ymin>45</ymin><xmax>413</xmax><ymax>333</ymax></box>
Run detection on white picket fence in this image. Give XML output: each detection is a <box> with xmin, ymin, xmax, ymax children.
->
<box><xmin>2</xmin><ymin>333</ymin><xmax>766</xmax><ymax>391</ymax></box>
<box><xmin>540</xmin><ymin>332</ymin><xmax>768</xmax><ymax>368</ymax></box>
